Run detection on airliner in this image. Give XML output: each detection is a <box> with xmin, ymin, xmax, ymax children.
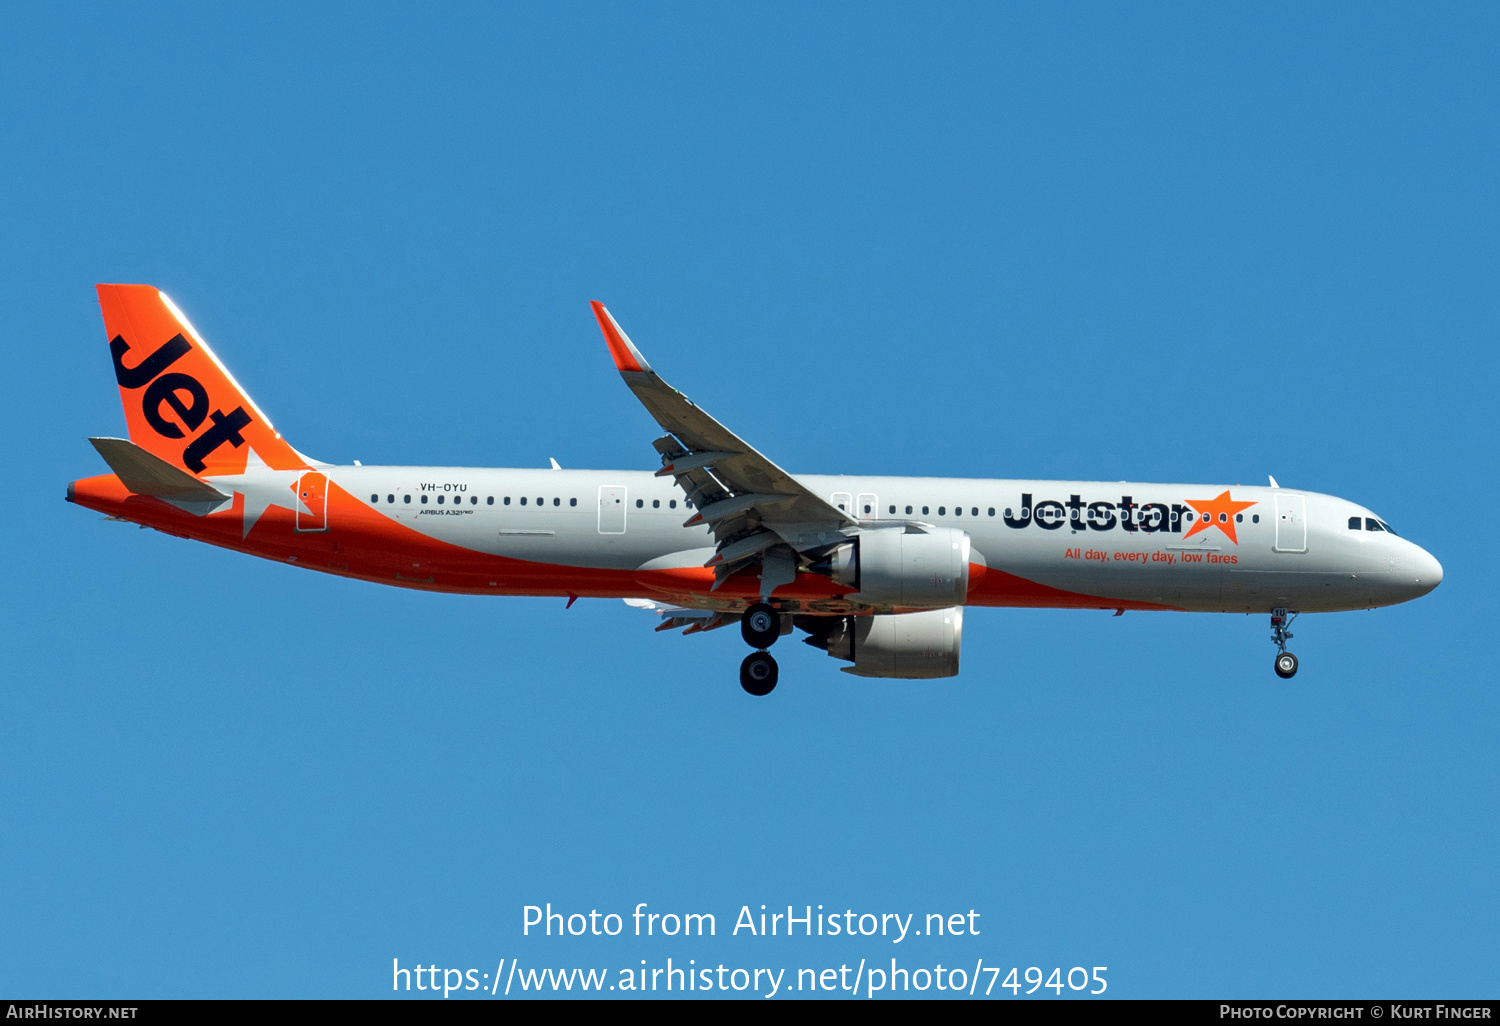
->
<box><xmin>68</xmin><ymin>285</ymin><xmax>1442</xmax><ymax>695</ymax></box>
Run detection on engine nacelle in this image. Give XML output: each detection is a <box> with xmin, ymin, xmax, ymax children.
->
<box><xmin>801</xmin><ymin>607</ymin><xmax>963</xmax><ymax>679</ymax></box>
<box><xmin>821</xmin><ymin>526</ymin><xmax>971</xmax><ymax>609</ymax></box>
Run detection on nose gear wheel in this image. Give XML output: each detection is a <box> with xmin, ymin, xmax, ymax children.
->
<box><xmin>1270</xmin><ymin>608</ymin><xmax>1299</xmax><ymax>679</ymax></box>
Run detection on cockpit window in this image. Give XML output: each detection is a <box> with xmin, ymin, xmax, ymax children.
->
<box><xmin>1365</xmin><ymin>518</ymin><xmax>1384</xmax><ymax>532</ymax></box>
<box><xmin>1348</xmin><ymin>516</ymin><xmax>1362</xmax><ymax>530</ymax></box>
<box><xmin>1378</xmin><ymin>519</ymin><xmax>1397</xmax><ymax>536</ymax></box>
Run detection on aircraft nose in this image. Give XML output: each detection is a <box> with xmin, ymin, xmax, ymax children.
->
<box><xmin>1411</xmin><ymin>544</ymin><xmax>1443</xmax><ymax>596</ymax></box>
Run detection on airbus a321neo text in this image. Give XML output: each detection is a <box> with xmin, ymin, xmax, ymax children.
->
<box><xmin>68</xmin><ymin>286</ymin><xmax>1442</xmax><ymax>695</ymax></box>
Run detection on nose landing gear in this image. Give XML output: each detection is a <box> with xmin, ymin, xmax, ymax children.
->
<box><xmin>1271</xmin><ymin>608</ymin><xmax>1299</xmax><ymax>678</ymax></box>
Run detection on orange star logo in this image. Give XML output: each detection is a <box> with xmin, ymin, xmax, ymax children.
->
<box><xmin>1183</xmin><ymin>490</ymin><xmax>1258</xmax><ymax>544</ymax></box>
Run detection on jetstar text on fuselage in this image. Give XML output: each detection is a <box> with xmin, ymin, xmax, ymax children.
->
<box><xmin>1002</xmin><ymin>490</ymin><xmax>1257</xmax><ymax>543</ymax></box>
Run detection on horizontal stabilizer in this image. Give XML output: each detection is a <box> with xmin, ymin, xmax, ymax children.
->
<box><xmin>89</xmin><ymin>437</ymin><xmax>230</xmax><ymax>503</ymax></box>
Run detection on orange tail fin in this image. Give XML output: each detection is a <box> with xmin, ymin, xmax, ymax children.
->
<box><xmin>97</xmin><ymin>285</ymin><xmax>310</xmax><ymax>475</ymax></box>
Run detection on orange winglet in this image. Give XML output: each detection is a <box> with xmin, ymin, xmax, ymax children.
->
<box><xmin>590</xmin><ymin>301</ymin><xmax>647</xmax><ymax>374</ymax></box>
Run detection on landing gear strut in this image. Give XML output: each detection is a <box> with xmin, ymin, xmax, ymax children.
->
<box><xmin>740</xmin><ymin>651</ymin><xmax>778</xmax><ymax>696</ymax></box>
<box><xmin>1271</xmin><ymin>607</ymin><xmax>1299</xmax><ymax>679</ymax></box>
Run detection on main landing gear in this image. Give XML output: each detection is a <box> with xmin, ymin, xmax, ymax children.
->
<box><xmin>1271</xmin><ymin>607</ymin><xmax>1299</xmax><ymax>679</ymax></box>
<box><xmin>740</xmin><ymin>651</ymin><xmax>778</xmax><ymax>696</ymax></box>
<box><xmin>739</xmin><ymin>602</ymin><xmax>780</xmax><ymax>696</ymax></box>
<box><xmin>741</xmin><ymin>603</ymin><xmax>780</xmax><ymax>649</ymax></box>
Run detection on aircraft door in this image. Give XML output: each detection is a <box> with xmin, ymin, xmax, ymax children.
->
<box><xmin>598</xmin><ymin>484</ymin><xmax>627</xmax><ymax>534</ymax></box>
<box><xmin>1274</xmin><ymin>493</ymin><xmax>1307</xmax><ymax>553</ymax></box>
<box><xmin>857</xmin><ymin>492</ymin><xmax>879</xmax><ymax>519</ymax></box>
<box><xmin>295</xmin><ymin>471</ymin><xmax>329</xmax><ymax>532</ymax></box>
<box><xmin>830</xmin><ymin>492</ymin><xmax>852</xmax><ymax>515</ymax></box>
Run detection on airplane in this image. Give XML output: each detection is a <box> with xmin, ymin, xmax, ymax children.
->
<box><xmin>67</xmin><ymin>285</ymin><xmax>1442</xmax><ymax>695</ymax></box>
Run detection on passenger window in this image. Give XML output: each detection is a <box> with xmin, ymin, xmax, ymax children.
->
<box><xmin>1218</xmin><ymin>512</ymin><xmax>1226</xmax><ymax>522</ymax></box>
<box><xmin>370</xmin><ymin>494</ymin><xmax>378</xmax><ymax>503</ymax></box>
<box><xmin>888</xmin><ymin>505</ymin><xmax>895</xmax><ymax>514</ymax></box>
<box><xmin>922</xmin><ymin>506</ymin><xmax>929</xmax><ymax>515</ymax></box>
<box><xmin>504</xmin><ymin>496</ymin><xmax>511</xmax><ymax>505</ymax></box>
<box><xmin>653</xmin><ymin>499</ymin><xmax>660</xmax><ymax>508</ymax></box>
<box><xmin>1252</xmin><ymin>514</ymin><xmax>1259</xmax><ymax>523</ymax></box>
<box><xmin>437</xmin><ymin>495</ymin><xmax>444</xmax><ymax>504</ymax></box>
<box><xmin>971</xmin><ymin>507</ymin><xmax>978</xmax><ymax>517</ymax></box>
<box><xmin>905</xmin><ymin>505</ymin><xmax>912</xmax><ymax>515</ymax></box>
<box><xmin>1349</xmin><ymin>517</ymin><xmax>1362</xmax><ymax>530</ymax></box>
<box><xmin>403</xmin><ymin>494</ymin><xmax>411</xmax><ymax>504</ymax></box>
<box><xmin>472</xmin><ymin>496</ymin><xmax>478</xmax><ymax>505</ymax></box>
<box><xmin>1235</xmin><ymin>513</ymin><xmax>1242</xmax><ymax>522</ymax></box>
<box><xmin>863</xmin><ymin>504</ymin><xmax>871</xmax><ymax>514</ymax></box>
<box><xmin>988</xmin><ymin>507</ymin><xmax>995</xmax><ymax>517</ymax></box>
<box><xmin>536</xmin><ymin>498</ymin><xmax>543</xmax><ymax>506</ymax></box>
<box><xmin>954</xmin><ymin>506</ymin><xmax>961</xmax><ymax>516</ymax></box>
<box><xmin>388</xmin><ymin>495</ymin><xmax>395</xmax><ymax>503</ymax></box>
<box><xmin>1366</xmin><ymin>518</ymin><xmax>1384</xmax><ymax>532</ymax></box>
<box><xmin>421</xmin><ymin>495</ymin><xmax>428</xmax><ymax>504</ymax></box>
<box><xmin>570</xmin><ymin>498</ymin><xmax>577</xmax><ymax>507</ymax></box>
<box><xmin>553</xmin><ymin>497</ymin><xmax>560</xmax><ymax>506</ymax></box>
<box><xmin>669</xmin><ymin>500</ymin><xmax>677</xmax><ymax>509</ymax></box>
<box><xmin>837</xmin><ymin>503</ymin><xmax>846</xmax><ymax>511</ymax></box>
<box><xmin>520</xmin><ymin>497</ymin><xmax>527</xmax><ymax>505</ymax></box>
<box><xmin>487</xmin><ymin>496</ymin><xmax>494</xmax><ymax>505</ymax></box>
<box><xmin>636</xmin><ymin>499</ymin><xmax>644</xmax><ymax>508</ymax></box>
<box><xmin>938</xmin><ymin>507</ymin><xmax>946</xmax><ymax>516</ymax></box>
<box><xmin>1183</xmin><ymin>512</ymin><xmax>1192</xmax><ymax>521</ymax></box>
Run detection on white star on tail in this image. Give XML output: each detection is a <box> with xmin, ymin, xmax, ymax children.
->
<box><xmin>204</xmin><ymin>445</ymin><xmax>311</xmax><ymax>538</ymax></box>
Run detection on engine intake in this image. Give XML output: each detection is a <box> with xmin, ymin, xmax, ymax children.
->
<box><xmin>799</xmin><ymin>607</ymin><xmax>963</xmax><ymax>679</ymax></box>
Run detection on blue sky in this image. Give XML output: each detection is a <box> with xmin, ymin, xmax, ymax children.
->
<box><xmin>1</xmin><ymin>2</ymin><xmax>1496</xmax><ymax>998</ymax></box>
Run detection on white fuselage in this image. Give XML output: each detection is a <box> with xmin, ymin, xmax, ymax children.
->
<box><xmin>313</xmin><ymin>467</ymin><xmax>1441</xmax><ymax>614</ymax></box>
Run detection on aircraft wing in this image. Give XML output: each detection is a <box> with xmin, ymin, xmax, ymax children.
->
<box><xmin>591</xmin><ymin>302</ymin><xmax>855</xmax><ymax>583</ymax></box>
<box><xmin>623</xmin><ymin>598</ymin><xmax>736</xmax><ymax>634</ymax></box>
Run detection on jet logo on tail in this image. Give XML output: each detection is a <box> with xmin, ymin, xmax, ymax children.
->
<box><xmin>97</xmin><ymin>284</ymin><xmax>307</xmax><ymax>477</ymax></box>
<box><xmin>109</xmin><ymin>331</ymin><xmax>253</xmax><ymax>471</ymax></box>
